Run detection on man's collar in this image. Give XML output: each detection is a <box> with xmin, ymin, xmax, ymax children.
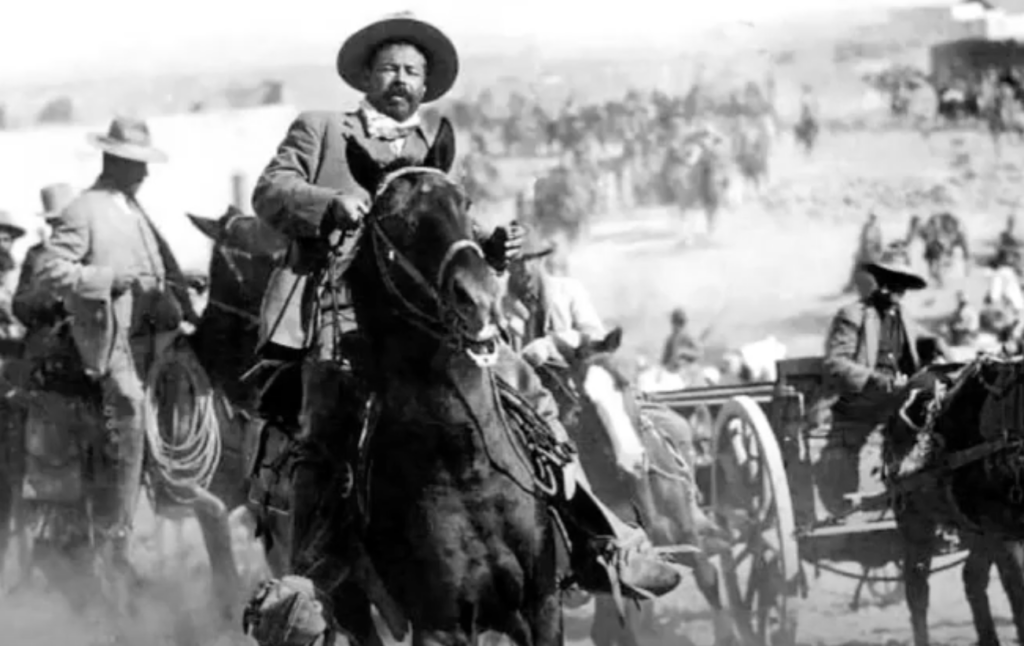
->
<box><xmin>358</xmin><ymin>100</ymin><xmax>422</xmax><ymax>141</ymax></box>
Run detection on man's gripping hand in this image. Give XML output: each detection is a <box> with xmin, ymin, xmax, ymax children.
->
<box><xmin>324</xmin><ymin>194</ymin><xmax>368</xmax><ymax>234</ymax></box>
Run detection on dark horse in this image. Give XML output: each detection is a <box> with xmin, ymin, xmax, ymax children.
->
<box><xmin>884</xmin><ymin>359</ymin><xmax>1024</xmax><ymax>646</ymax></box>
<box><xmin>315</xmin><ymin>119</ymin><xmax>562</xmax><ymax>645</ymax></box>
<box><xmin>186</xmin><ymin>204</ymin><xmax>294</xmax><ymax>579</ymax></box>
<box><xmin>534</xmin><ymin>328</ymin><xmax>736</xmax><ymax>646</ymax></box>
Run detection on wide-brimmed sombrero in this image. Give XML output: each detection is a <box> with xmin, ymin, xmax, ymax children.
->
<box><xmin>87</xmin><ymin>116</ymin><xmax>168</xmax><ymax>164</ymax></box>
<box><xmin>860</xmin><ymin>256</ymin><xmax>927</xmax><ymax>291</ymax></box>
<box><xmin>337</xmin><ymin>12</ymin><xmax>459</xmax><ymax>104</ymax></box>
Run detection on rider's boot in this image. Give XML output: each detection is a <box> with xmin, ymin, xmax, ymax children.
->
<box><xmin>560</xmin><ymin>464</ymin><xmax>682</xmax><ymax>602</ymax></box>
<box><xmin>246</xmin><ymin>357</ymin><xmax>367</xmax><ymax>646</ymax></box>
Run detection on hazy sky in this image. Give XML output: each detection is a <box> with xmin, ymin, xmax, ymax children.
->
<box><xmin>1</xmin><ymin>0</ymin><xmax>939</xmax><ymax>84</ymax></box>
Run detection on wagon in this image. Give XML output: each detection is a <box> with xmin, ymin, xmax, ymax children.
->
<box><xmin>644</xmin><ymin>357</ymin><xmax>967</xmax><ymax>646</ymax></box>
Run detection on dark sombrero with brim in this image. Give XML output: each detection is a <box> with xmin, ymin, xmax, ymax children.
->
<box><xmin>337</xmin><ymin>12</ymin><xmax>459</xmax><ymax>104</ymax></box>
<box><xmin>860</xmin><ymin>256</ymin><xmax>927</xmax><ymax>291</ymax></box>
<box><xmin>87</xmin><ymin>116</ymin><xmax>168</xmax><ymax>164</ymax></box>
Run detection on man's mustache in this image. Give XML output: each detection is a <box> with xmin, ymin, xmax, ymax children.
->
<box><xmin>386</xmin><ymin>84</ymin><xmax>413</xmax><ymax>100</ymax></box>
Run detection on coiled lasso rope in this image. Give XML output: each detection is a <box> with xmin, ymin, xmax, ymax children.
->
<box><xmin>141</xmin><ymin>335</ymin><xmax>225</xmax><ymax>510</ymax></box>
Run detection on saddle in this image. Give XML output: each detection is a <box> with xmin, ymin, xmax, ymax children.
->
<box><xmin>17</xmin><ymin>323</ymin><xmax>104</xmax><ymax>504</ymax></box>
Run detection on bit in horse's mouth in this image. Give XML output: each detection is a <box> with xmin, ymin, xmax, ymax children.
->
<box><xmin>465</xmin><ymin>325</ymin><xmax>499</xmax><ymax>367</ymax></box>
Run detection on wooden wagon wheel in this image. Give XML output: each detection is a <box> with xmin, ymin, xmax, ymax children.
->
<box><xmin>711</xmin><ymin>396</ymin><xmax>800</xmax><ymax>646</ymax></box>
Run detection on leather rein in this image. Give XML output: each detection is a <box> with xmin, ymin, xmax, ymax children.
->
<box><xmin>362</xmin><ymin>166</ymin><xmax>488</xmax><ymax>351</ymax></box>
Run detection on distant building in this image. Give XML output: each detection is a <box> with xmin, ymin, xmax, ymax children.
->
<box><xmin>952</xmin><ymin>0</ymin><xmax>1024</xmax><ymax>40</ymax></box>
<box><xmin>885</xmin><ymin>0</ymin><xmax>1024</xmax><ymax>42</ymax></box>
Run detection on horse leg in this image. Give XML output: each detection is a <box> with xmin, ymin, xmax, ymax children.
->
<box><xmin>330</xmin><ymin>580</ymin><xmax>383</xmax><ymax>646</ymax></box>
<box><xmin>192</xmin><ymin>490</ymin><xmax>242</xmax><ymax>622</ymax></box>
<box><xmin>899</xmin><ymin>516</ymin><xmax>935</xmax><ymax>646</ymax></box>
<box><xmin>994</xmin><ymin>540</ymin><xmax>1024</xmax><ymax>646</ymax></box>
<box><xmin>526</xmin><ymin>514</ymin><xmax>565</xmax><ymax>646</ymax></box>
<box><xmin>684</xmin><ymin>551</ymin><xmax>737</xmax><ymax>646</ymax></box>
<box><xmin>592</xmin><ymin>595</ymin><xmax>635</xmax><ymax>646</ymax></box>
<box><xmin>962</xmin><ymin>535</ymin><xmax>999</xmax><ymax>646</ymax></box>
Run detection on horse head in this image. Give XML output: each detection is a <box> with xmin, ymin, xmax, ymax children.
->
<box><xmin>536</xmin><ymin>327</ymin><xmax>648</xmax><ymax>480</ymax></box>
<box><xmin>187</xmin><ymin>205</ymin><xmax>283</xmax><ymax>317</ymax></box>
<box><xmin>186</xmin><ymin>205</ymin><xmax>283</xmax><ymax>404</ymax></box>
<box><xmin>345</xmin><ymin>118</ymin><xmax>504</xmax><ymax>374</ymax></box>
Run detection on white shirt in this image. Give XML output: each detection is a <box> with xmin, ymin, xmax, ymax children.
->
<box><xmin>358</xmin><ymin>100</ymin><xmax>421</xmax><ymax>156</ymax></box>
<box><xmin>987</xmin><ymin>266</ymin><xmax>1024</xmax><ymax>313</ymax></box>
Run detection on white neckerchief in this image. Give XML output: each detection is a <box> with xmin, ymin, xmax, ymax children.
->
<box><xmin>359</xmin><ymin>100</ymin><xmax>421</xmax><ymax>155</ymax></box>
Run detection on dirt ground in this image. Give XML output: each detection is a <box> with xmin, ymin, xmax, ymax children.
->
<box><xmin>3</xmin><ymin>126</ymin><xmax>1022</xmax><ymax>645</ymax></box>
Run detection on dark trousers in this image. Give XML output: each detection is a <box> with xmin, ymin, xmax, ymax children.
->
<box><xmin>289</xmin><ymin>328</ymin><xmax>367</xmax><ymax>578</ymax></box>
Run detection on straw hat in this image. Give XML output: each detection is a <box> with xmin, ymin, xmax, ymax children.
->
<box><xmin>337</xmin><ymin>12</ymin><xmax>459</xmax><ymax>104</ymax></box>
<box><xmin>87</xmin><ymin>117</ymin><xmax>167</xmax><ymax>163</ymax></box>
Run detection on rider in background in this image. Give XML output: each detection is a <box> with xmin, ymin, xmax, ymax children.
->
<box><xmin>997</xmin><ymin>214</ymin><xmax>1021</xmax><ymax>267</ymax></box>
<box><xmin>13</xmin><ymin>183</ymin><xmax>76</xmax><ymax>332</ymax></box>
<box><xmin>844</xmin><ymin>212</ymin><xmax>883</xmax><ymax>294</ymax></box>
<box><xmin>661</xmin><ymin>307</ymin><xmax>703</xmax><ymax>373</ymax></box>
<box><xmin>981</xmin><ymin>248</ymin><xmax>1024</xmax><ymax>343</ymax></box>
<box><xmin>0</xmin><ymin>210</ymin><xmax>27</xmax><ymax>340</ymax></box>
<box><xmin>502</xmin><ymin>230</ymin><xmax>606</xmax><ymax>367</ymax></box>
<box><xmin>946</xmin><ymin>290</ymin><xmax>980</xmax><ymax>347</ymax></box>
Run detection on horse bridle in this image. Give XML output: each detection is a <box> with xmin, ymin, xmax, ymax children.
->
<box><xmin>199</xmin><ymin>210</ymin><xmax>263</xmax><ymax>326</ymax></box>
<box><xmin>364</xmin><ymin>165</ymin><xmax>488</xmax><ymax>349</ymax></box>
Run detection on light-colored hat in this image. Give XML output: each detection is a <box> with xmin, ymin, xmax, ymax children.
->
<box><xmin>337</xmin><ymin>12</ymin><xmax>459</xmax><ymax>104</ymax></box>
<box><xmin>0</xmin><ymin>211</ymin><xmax>26</xmax><ymax>239</ymax></box>
<box><xmin>39</xmin><ymin>183</ymin><xmax>76</xmax><ymax>221</ymax></box>
<box><xmin>87</xmin><ymin>116</ymin><xmax>168</xmax><ymax>163</ymax></box>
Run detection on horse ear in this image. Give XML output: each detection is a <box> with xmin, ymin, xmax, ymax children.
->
<box><xmin>604</xmin><ymin>327</ymin><xmax>624</xmax><ymax>352</ymax></box>
<box><xmin>593</xmin><ymin>327</ymin><xmax>623</xmax><ymax>354</ymax></box>
<box><xmin>346</xmin><ymin>138</ymin><xmax>382</xmax><ymax>194</ymax></box>
<box><xmin>187</xmin><ymin>214</ymin><xmax>221</xmax><ymax>241</ymax></box>
<box><xmin>424</xmin><ymin>117</ymin><xmax>456</xmax><ymax>173</ymax></box>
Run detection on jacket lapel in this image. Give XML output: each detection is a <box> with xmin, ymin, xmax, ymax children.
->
<box><xmin>130</xmin><ymin>197</ymin><xmax>194</xmax><ymax>320</ymax></box>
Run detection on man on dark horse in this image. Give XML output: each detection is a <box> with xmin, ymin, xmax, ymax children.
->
<box><xmin>244</xmin><ymin>13</ymin><xmax>680</xmax><ymax>642</ymax></box>
<box><xmin>821</xmin><ymin>256</ymin><xmax>941</xmax><ymax>518</ymax></box>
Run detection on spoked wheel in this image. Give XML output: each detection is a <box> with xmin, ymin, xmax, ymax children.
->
<box><xmin>711</xmin><ymin>396</ymin><xmax>800</xmax><ymax>646</ymax></box>
<box><xmin>851</xmin><ymin>562</ymin><xmax>905</xmax><ymax>611</ymax></box>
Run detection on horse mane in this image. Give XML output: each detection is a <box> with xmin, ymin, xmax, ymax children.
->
<box><xmin>587</xmin><ymin>351</ymin><xmax>638</xmax><ymax>393</ymax></box>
